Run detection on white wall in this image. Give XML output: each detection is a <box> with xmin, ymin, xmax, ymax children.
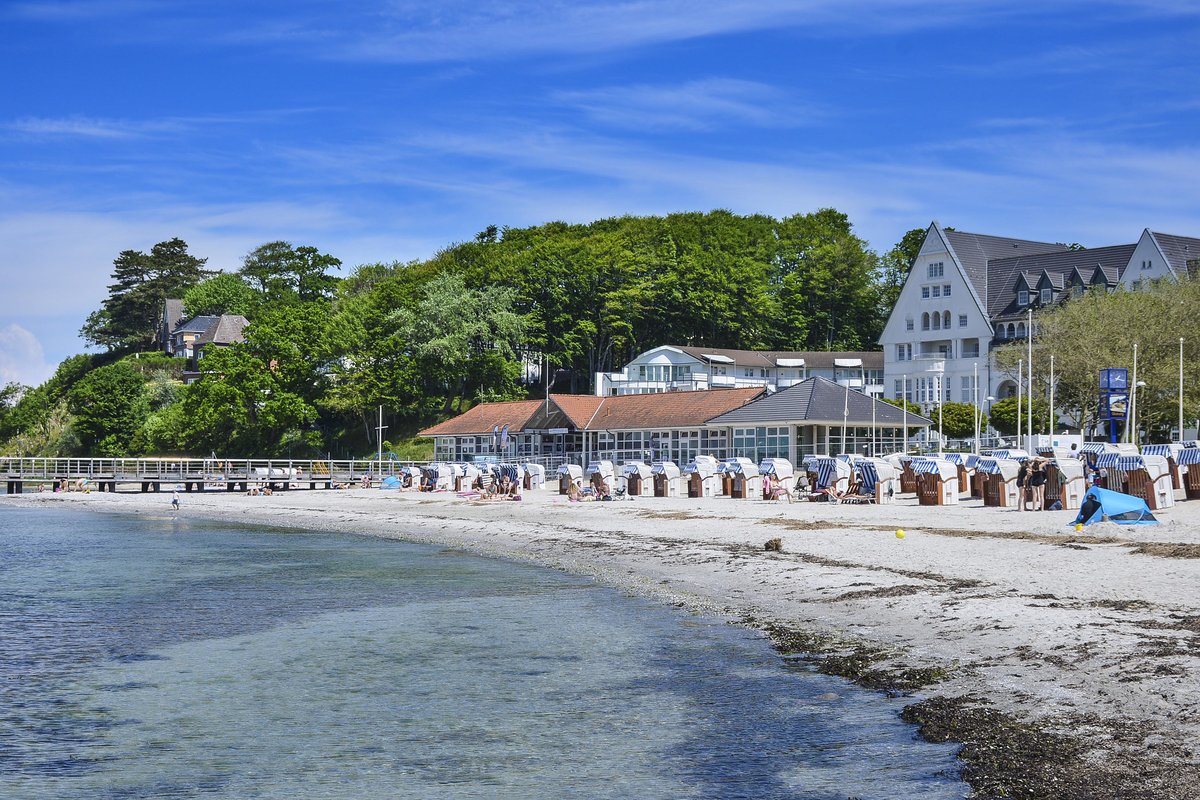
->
<box><xmin>881</xmin><ymin>224</ymin><xmax>991</xmax><ymax>409</ymax></box>
<box><xmin>1121</xmin><ymin>230</ymin><xmax>1172</xmax><ymax>288</ymax></box>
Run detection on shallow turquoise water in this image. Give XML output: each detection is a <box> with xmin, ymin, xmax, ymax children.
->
<box><xmin>0</xmin><ymin>505</ymin><xmax>968</xmax><ymax>799</ymax></box>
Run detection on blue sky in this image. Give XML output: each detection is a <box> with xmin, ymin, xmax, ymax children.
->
<box><xmin>2</xmin><ymin>1</ymin><xmax>1198</xmax><ymax>386</ymax></box>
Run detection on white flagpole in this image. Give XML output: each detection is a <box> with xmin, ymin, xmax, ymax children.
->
<box><xmin>1027</xmin><ymin>307</ymin><xmax>1033</xmax><ymax>446</ymax></box>
<box><xmin>973</xmin><ymin>361</ymin><xmax>980</xmax><ymax>455</ymax></box>
<box><xmin>842</xmin><ymin>382</ymin><xmax>850</xmax><ymax>455</ymax></box>
<box><xmin>1180</xmin><ymin>337</ymin><xmax>1186</xmax><ymax>442</ymax></box>
<box><xmin>1017</xmin><ymin>358</ymin><xmax>1023</xmax><ymax>450</ymax></box>
<box><xmin>1130</xmin><ymin>343</ymin><xmax>1139</xmax><ymax>445</ymax></box>
<box><xmin>1048</xmin><ymin>354</ymin><xmax>1055</xmax><ymax>437</ymax></box>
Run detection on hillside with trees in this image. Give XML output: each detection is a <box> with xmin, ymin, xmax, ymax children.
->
<box><xmin>1</xmin><ymin>208</ymin><xmax>912</xmax><ymax>459</ymax></box>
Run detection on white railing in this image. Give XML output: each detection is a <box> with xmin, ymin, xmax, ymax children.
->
<box><xmin>0</xmin><ymin>457</ymin><xmax>423</xmax><ymax>484</ymax></box>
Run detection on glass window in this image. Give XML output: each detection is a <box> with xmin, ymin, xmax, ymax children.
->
<box><xmin>763</xmin><ymin>426</ymin><xmax>790</xmax><ymax>460</ymax></box>
<box><xmin>906</xmin><ymin>317</ymin><xmax>914</xmax><ymax>331</ymax></box>
<box><xmin>958</xmin><ymin>314</ymin><xmax>968</xmax><ymax>327</ymax></box>
<box><xmin>1040</xmin><ymin>287</ymin><xmax>1052</xmax><ymax>304</ymax></box>
<box><xmin>921</xmin><ymin>286</ymin><xmax>930</xmax><ymax>299</ymax></box>
<box><xmin>921</xmin><ymin>313</ymin><xmax>930</xmax><ymax>331</ymax></box>
<box><xmin>927</xmin><ymin>262</ymin><xmax>944</xmax><ymax>278</ymax></box>
<box><xmin>732</xmin><ymin>428</ymin><xmax>757</xmax><ymax>460</ymax></box>
<box><xmin>932</xmin><ymin>313</ymin><xmax>940</xmax><ymax>330</ymax></box>
<box><xmin>943</xmin><ymin>311</ymin><xmax>951</xmax><ymax>329</ymax></box>
<box><xmin>943</xmin><ymin>284</ymin><xmax>951</xmax><ymax>296</ymax></box>
<box><xmin>931</xmin><ymin>285</ymin><xmax>940</xmax><ymax>298</ymax></box>
<box><xmin>1018</xmin><ymin>289</ymin><xmax>1029</xmax><ymax>306</ymax></box>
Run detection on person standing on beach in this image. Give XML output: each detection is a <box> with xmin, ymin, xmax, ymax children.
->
<box><xmin>1028</xmin><ymin>458</ymin><xmax>1047</xmax><ymax>511</ymax></box>
<box><xmin>1016</xmin><ymin>460</ymin><xmax>1029</xmax><ymax>511</ymax></box>
<box><xmin>171</xmin><ymin>489</ymin><xmax>180</xmax><ymax>512</ymax></box>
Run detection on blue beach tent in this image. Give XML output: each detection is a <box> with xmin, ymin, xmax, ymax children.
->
<box><xmin>1073</xmin><ymin>485</ymin><xmax>1157</xmax><ymax>526</ymax></box>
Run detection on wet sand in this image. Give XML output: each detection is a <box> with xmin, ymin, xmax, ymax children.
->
<box><xmin>7</xmin><ymin>487</ymin><xmax>1200</xmax><ymax>798</ymax></box>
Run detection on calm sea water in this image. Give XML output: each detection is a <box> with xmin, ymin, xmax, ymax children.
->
<box><xmin>0</xmin><ymin>505</ymin><xmax>968</xmax><ymax>799</ymax></box>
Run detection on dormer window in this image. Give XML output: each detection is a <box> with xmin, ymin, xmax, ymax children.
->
<box><xmin>1018</xmin><ymin>289</ymin><xmax>1029</xmax><ymax>306</ymax></box>
<box><xmin>1040</xmin><ymin>287</ymin><xmax>1052</xmax><ymax>304</ymax></box>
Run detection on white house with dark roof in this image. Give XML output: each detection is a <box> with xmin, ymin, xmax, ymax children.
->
<box><xmin>595</xmin><ymin>345</ymin><xmax>884</xmax><ymax>398</ymax></box>
<box><xmin>879</xmin><ymin>222</ymin><xmax>1068</xmax><ymax>411</ymax></box>
<box><xmin>1120</xmin><ymin>229</ymin><xmax>1200</xmax><ymax>289</ymax></box>
<box><xmin>880</xmin><ymin>222</ymin><xmax>1200</xmax><ymax>413</ymax></box>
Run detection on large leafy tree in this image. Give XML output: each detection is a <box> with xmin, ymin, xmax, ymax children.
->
<box><xmin>389</xmin><ymin>272</ymin><xmax>529</xmax><ymax>413</ymax></box>
<box><xmin>240</xmin><ymin>241</ymin><xmax>342</xmax><ymax>304</ymax></box>
<box><xmin>988</xmin><ymin>396</ymin><xmax>1053</xmax><ymax>437</ymax></box>
<box><xmin>930</xmin><ymin>401</ymin><xmax>983</xmax><ymax>439</ymax></box>
<box><xmin>81</xmin><ymin>238</ymin><xmax>213</xmax><ymax>351</ymax></box>
<box><xmin>182</xmin><ymin>273</ymin><xmax>260</xmax><ymax>318</ymax></box>
<box><xmin>67</xmin><ymin>361</ymin><xmax>149</xmax><ymax>456</ymax></box>
<box><xmin>993</xmin><ymin>277</ymin><xmax>1200</xmax><ymax>437</ymax></box>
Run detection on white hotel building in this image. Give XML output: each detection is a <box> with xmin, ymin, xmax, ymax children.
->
<box><xmin>880</xmin><ymin>222</ymin><xmax>1200</xmax><ymax>412</ymax></box>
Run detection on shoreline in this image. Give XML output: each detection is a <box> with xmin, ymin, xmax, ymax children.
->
<box><xmin>6</xmin><ymin>488</ymin><xmax>1200</xmax><ymax>798</ymax></box>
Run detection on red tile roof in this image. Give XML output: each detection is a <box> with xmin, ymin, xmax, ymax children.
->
<box><xmin>419</xmin><ymin>400</ymin><xmax>543</xmax><ymax>437</ymax></box>
<box><xmin>575</xmin><ymin>388</ymin><xmax>764</xmax><ymax>430</ymax></box>
<box><xmin>419</xmin><ymin>388</ymin><xmax>767</xmax><ymax>438</ymax></box>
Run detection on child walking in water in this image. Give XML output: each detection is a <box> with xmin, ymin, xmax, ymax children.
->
<box><xmin>171</xmin><ymin>489</ymin><xmax>180</xmax><ymax>512</ymax></box>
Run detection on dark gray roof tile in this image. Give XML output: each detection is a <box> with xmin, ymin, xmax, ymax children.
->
<box><xmin>707</xmin><ymin>377</ymin><xmax>932</xmax><ymax>427</ymax></box>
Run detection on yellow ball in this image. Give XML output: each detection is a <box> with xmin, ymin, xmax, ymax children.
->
<box><xmin>895</xmin><ymin>529</ymin><xmax>905</xmax><ymax>539</ymax></box>
<box><xmin>1074</xmin><ymin>523</ymin><xmax>1083</xmax><ymax>532</ymax></box>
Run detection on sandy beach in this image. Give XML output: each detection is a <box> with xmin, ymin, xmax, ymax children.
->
<box><xmin>7</xmin><ymin>486</ymin><xmax>1199</xmax><ymax>799</ymax></box>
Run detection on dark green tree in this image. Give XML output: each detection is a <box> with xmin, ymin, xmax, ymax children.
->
<box><xmin>240</xmin><ymin>241</ymin><xmax>342</xmax><ymax>304</ymax></box>
<box><xmin>930</xmin><ymin>401</ymin><xmax>983</xmax><ymax>439</ymax></box>
<box><xmin>67</xmin><ymin>361</ymin><xmax>149</xmax><ymax>455</ymax></box>
<box><xmin>81</xmin><ymin>238</ymin><xmax>212</xmax><ymax>351</ymax></box>
<box><xmin>988</xmin><ymin>396</ymin><xmax>1053</xmax><ymax>437</ymax></box>
<box><xmin>182</xmin><ymin>273</ymin><xmax>259</xmax><ymax>318</ymax></box>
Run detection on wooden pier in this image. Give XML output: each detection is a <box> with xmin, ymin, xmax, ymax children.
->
<box><xmin>1</xmin><ymin>457</ymin><xmax>419</xmax><ymax>495</ymax></box>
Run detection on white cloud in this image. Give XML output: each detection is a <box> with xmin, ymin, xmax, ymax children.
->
<box><xmin>553</xmin><ymin>79</ymin><xmax>805</xmax><ymax>131</ymax></box>
<box><xmin>0</xmin><ymin>324</ymin><xmax>54</xmax><ymax>387</ymax></box>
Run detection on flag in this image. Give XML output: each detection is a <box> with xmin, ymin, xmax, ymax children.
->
<box><xmin>500</xmin><ymin>424</ymin><xmax>510</xmax><ymax>449</ymax></box>
<box><xmin>492</xmin><ymin>425</ymin><xmax>499</xmax><ymax>451</ymax></box>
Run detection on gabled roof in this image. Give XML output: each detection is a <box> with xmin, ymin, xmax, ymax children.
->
<box><xmin>161</xmin><ymin>299</ymin><xmax>183</xmax><ymax>335</ymax></box>
<box><xmin>572</xmin><ymin>387</ymin><xmax>764</xmax><ymax>430</ymax></box>
<box><xmin>668</xmin><ymin>346</ymin><xmax>883</xmax><ymax>370</ymax></box>
<box><xmin>1149</xmin><ymin>232</ymin><xmax>1200</xmax><ymax>277</ymax></box>
<box><xmin>419</xmin><ymin>400</ymin><xmax>544</xmax><ymax>437</ymax></box>
<box><xmin>195</xmin><ymin>315</ymin><xmax>248</xmax><ymax>346</ymax></box>
<box><xmin>943</xmin><ymin>229</ymin><xmax>1068</xmax><ymax>308</ymax></box>
<box><xmin>984</xmin><ymin>243</ymin><xmax>1134</xmax><ymax>318</ymax></box>
<box><xmin>420</xmin><ymin>389</ymin><xmax>767</xmax><ymax>438</ymax></box>
<box><xmin>173</xmin><ymin>315</ymin><xmax>219</xmax><ymax>335</ymax></box>
<box><xmin>707</xmin><ymin>377</ymin><xmax>932</xmax><ymax>427</ymax></box>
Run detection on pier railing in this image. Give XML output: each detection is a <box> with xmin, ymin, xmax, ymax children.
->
<box><xmin>0</xmin><ymin>457</ymin><xmax>423</xmax><ymax>485</ymax></box>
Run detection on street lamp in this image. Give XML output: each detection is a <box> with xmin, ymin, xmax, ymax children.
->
<box><xmin>985</xmin><ymin>396</ymin><xmax>995</xmax><ymax>447</ymax></box>
<box><xmin>1133</xmin><ymin>380</ymin><xmax>1147</xmax><ymax>446</ymax></box>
